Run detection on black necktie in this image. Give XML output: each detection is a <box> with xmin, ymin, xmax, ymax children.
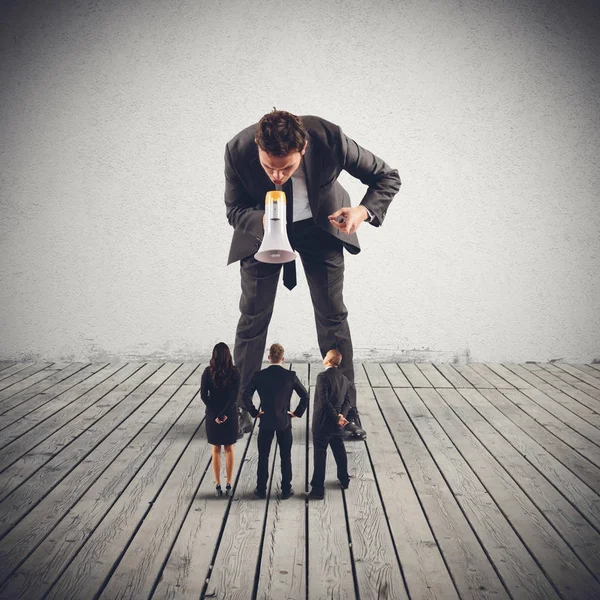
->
<box><xmin>282</xmin><ymin>178</ymin><xmax>297</xmax><ymax>290</ymax></box>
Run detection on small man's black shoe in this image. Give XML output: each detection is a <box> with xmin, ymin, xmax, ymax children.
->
<box><xmin>254</xmin><ymin>487</ymin><xmax>267</xmax><ymax>499</ymax></box>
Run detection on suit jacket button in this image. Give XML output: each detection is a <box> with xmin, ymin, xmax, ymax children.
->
<box><xmin>255</xmin><ymin>243</ymin><xmax>259</xmax><ymax>248</ymax></box>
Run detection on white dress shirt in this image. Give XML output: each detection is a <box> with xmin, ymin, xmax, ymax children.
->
<box><xmin>283</xmin><ymin>158</ymin><xmax>374</xmax><ymax>223</ymax></box>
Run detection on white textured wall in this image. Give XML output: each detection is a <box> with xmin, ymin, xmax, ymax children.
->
<box><xmin>1</xmin><ymin>0</ymin><xmax>599</xmax><ymax>363</ymax></box>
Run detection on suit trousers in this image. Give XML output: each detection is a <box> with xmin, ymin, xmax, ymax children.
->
<box><xmin>310</xmin><ymin>430</ymin><xmax>349</xmax><ymax>494</ymax></box>
<box><xmin>257</xmin><ymin>427</ymin><xmax>293</xmax><ymax>492</ymax></box>
<box><xmin>234</xmin><ymin>218</ymin><xmax>357</xmax><ymax>415</ymax></box>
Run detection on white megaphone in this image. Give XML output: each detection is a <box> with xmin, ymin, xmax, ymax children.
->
<box><xmin>254</xmin><ymin>190</ymin><xmax>297</xmax><ymax>263</ymax></box>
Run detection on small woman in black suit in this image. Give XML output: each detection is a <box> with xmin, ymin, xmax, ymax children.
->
<box><xmin>201</xmin><ymin>342</ymin><xmax>240</xmax><ymax>496</ymax></box>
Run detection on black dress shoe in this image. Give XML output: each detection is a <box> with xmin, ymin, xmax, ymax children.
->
<box><xmin>308</xmin><ymin>489</ymin><xmax>324</xmax><ymax>500</ymax></box>
<box><xmin>344</xmin><ymin>421</ymin><xmax>367</xmax><ymax>440</ymax></box>
<box><xmin>254</xmin><ymin>487</ymin><xmax>267</xmax><ymax>499</ymax></box>
<box><xmin>339</xmin><ymin>479</ymin><xmax>350</xmax><ymax>490</ymax></box>
<box><xmin>281</xmin><ymin>488</ymin><xmax>294</xmax><ymax>500</ymax></box>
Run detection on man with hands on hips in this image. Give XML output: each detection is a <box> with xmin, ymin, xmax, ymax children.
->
<box><xmin>224</xmin><ymin>110</ymin><xmax>401</xmax><ymax>440</ymax></box>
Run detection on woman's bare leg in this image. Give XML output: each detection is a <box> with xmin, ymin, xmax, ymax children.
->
<box><xmin>224</xmin><ymin>444</ymin><xmax>234</xmax><ymax>484</ymax></box>
<box><xmin>212</xmin><ymin>445</ymin><xmax>221</xmax><ymax>484</ymax></box>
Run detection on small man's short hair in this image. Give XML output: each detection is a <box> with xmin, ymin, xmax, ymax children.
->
<box><xmin>325</xmin><ymin>349</ymin><xmax>342</xmax><ymax>367</ymax></box>
<box><xmin>269</xmin><ymin>343</ymin><xmax>284</xmax><ymax>362</ymax></box>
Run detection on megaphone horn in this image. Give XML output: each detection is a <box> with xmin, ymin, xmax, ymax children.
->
<box><xmin>254</xmin><ymin>191</ymin><xmax>297</xmax><ymax>264</ymax></box>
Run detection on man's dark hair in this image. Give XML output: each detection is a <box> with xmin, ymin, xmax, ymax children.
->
<box><xmin>255</xmin><ymin>110</ymin><xmax>306</xmax><ymax>157</ymax></box>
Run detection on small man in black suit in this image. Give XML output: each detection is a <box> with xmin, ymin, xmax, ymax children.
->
<box><xmin>242</xmin><ymin>343</ymin><xmax>309</xmax><ymax>500</ymax></box>
<box><xmin>308</xmin><ymin>349</ymin><xmax>351</xmax><ymax>500</ymax></box>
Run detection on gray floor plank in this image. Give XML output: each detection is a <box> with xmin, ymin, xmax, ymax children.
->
<box><xmin>0</xmin><ymin>362</ymin><xmax>597</xmax><ymax>598</ymax></box>
<box><xmin>150</xmin><ymin>476</ymin><xmax>233</xmax><ymax>600</ymax></box>
<box><xmin>554</xmin><ymin>364</ymin><xmax>600</xmax><ymax>390</ymax></box>
<box><xmin>457</xmin><ymin>388</ymin><xmax>600</xmax><ymax>532</ymax></box>
<box><xmin>0</xmin><ymin>363</ymin><xmax>141</xmax><ymax>468</ymax></box>
<box><xmin>522</xmin><ymin>364</ymin><xmax>600</xmax><ymax>411</ymax></box>
<box><xmin>0</xmin><ymin>364</ymin><xmax>76</xmax><ymax>403</ymax></box>
<box><xmin>363</xmin><ymin>363</ymin><xmax>391</xmax><ymax>387</ymax></box>
<box><xmin>516</xmin><ymin>387</ymin><xmax>600</xmax><ymax>447</ymax></box>
<box><xmin>256</xmin><ymin>362</ymin><xmax>308</xmax><ymax>600</ymax></box>
<box><xmin>0</xmin><ymin>363</ymin><xmax>16</xmax><ymax>374</ymax></box>
<box><xmin>0</xmin><ymin>364</ymin><xmax>54</xmax><ymax>392</ymax></box>
<box><xmin>419</xmin><ymin>387</ymin><xmax>600</xmax><ymax>599</ymax></box>
<box><xmin>0</xmin><ymin>384</ymin><xmax>203</xmax><ymax>600</ymax></box>
<box><xmin>152</xmin><ymin>425</ymin><xmax>246</xmax><ymax>600</ymax></box>
<box><xmin>479</xmin><ymin>389</ymin><xmax>600</xmax><ymax>496</ymax></box>
<box><xmin>307</xmin><ymin>363</ymin><xmax>355</xmax><ymax>600</ymax></box>
<box><xmin>354</xmin><ymin>362</ymin><xmax>369</xmax><ymax>386</ymax></box>
<box><xmin>375</xmin><ymin>388</ymin><xmax>509</xmax><ymax>600</ymax></box>
<box><xmin>0</xmin><ymin>363</ymin><xmax>181</xmax><ymax>535</ymax></box>
<box><xmin>180</xmin><ymin>362</ymin><xmax>205</xmax><ymax>387</ymax></box>
<box><xmin>438</xmin><ymin>387</ymin><xmax>600</xmax><ymax>579</ymax></box>
<box><xmin>416</xmin><ymin>363</ymin><xmax>454</xmax><ymax>388</ymax></box>
<box><xmin>307</xmin><ymin>452</ymin><xmax>355</xmax><ymax>600</ymax></box>
<box><xmin>0</xmin><ymin>363</ymin><xmax>172</xmax><ymax>506</ymax></box>
<box><xmin>398</xmin><ymin>387</ymin><xmax>561</xmax><ymax>600</ymax></box>
<box><xmin>0</xmin><ymin>365</ymin><xmax>196</xmax><ymax>587</ymax></box>
<box><xmin>358</xmin><ymin>386</ymin><xmax>459</xmax><ymax>600</ymax></box>
<box><xmin>310</xmin><ymin>362</ymin><xmax>325</xmax><ymax>385</ymax></box>
<box><xmin>344</xmin><ymin>390</ymin><xmax>409</xmax><ymax>600</ymax></box>
<box><xmin>0</xmin><ymin>363</ymin><xmax>105</xmax><ymax>424</ymax></box>
<box><xmin>502</xmin><ymin>364</ymin><xmax>600</xmax><ymax>428</ymax></box>
<box><xmin>0</xmin><ymin>363</ymin><xmax>129</xmax><ymax>446</ymax></box>
<box><xmin>90</xmin><ymin>412</ymin><xmax>210</xmax><ymax>600</ymax></box>
<box><xmin>433</xmin><ymin>364</ymin><xmax>473</xmax><ymax>388</ymax></box>
<box><xmin>202</xmin><ymin>419</ymin><xmax>265</xmax><ymax>599</ymax></box>
<box><xmin>0</xmin><ymin>363</ymin><xmax>36</xmax><ymax>383</ymax></box>
<box><xmin>574</xmin><ymin>364</ymin><xmax>600</xmax><ymax>379</ymax></box>
<box><xmin>450</xmin><ymin>365</ymin><xmax>495</xmax><ymax>389</ymax></box>
<box><xmin>499</xmin><ymin>388</ymin><xmax>600</xmax><ymax>468</ymax></box>
<box><xmin>539</xmin><ymin>363</ymin><xmax>600</xmax><ymax>401</ymax></box>
<box><xmin>484</xmin><ymin>364</ymin><xmax>534</xmax><ymax>389</ymax></box>
<box><xmin>468</xmin><ymin>364</ymin><xmax>515</xmax><ymax>389</ymax></box>
<box><xmin>380</xmin><ymin>363</ymin><xmax>411</xmax><ymax>387</ymax></box>
<box><xmin>399</xmin><ymin>363</ymin><xmax>433</xmax><ymax>388</ymax></box>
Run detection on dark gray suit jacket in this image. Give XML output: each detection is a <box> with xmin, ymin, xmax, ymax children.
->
<box><xmin>242</xmin><ymin>364</ymin><xmax>309</xmax><ymax>431</ymax></box>
<box><xmin>312</xmin><ymin>367</ymin><xmax>352</xmax><ymax>436</ymax></box>
<box><xmin>224</xmin><ymin>115</ymin><xmax>401</xmax><ymax>264</ymax></box>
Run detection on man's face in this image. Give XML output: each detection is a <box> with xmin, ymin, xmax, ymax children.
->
<box><xmin>257</xmin><ymin>142</ymin><xmax>307</xmax><ymax>186</ymax></box>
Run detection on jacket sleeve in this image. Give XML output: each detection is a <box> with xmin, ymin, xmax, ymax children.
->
<box><xmin>241</xmin><ymin>371</ymin><xmax>260</xmax><ymax>418</ymax></box>
<box><xmin>316</xmin><ymin>373</ymin><xmax>339</xmax><ymax>423</ymax></box>
<box><xmin>224</xmin><ymin>144</ymin><xmax>265</xmax><ymax>240</ymax></box>
<box><xmin>217</xmin><ymin>369</ymin><xmax>241</xmax><ymax>420</ymax></box>
<box><xmin>291</xmin><ymin>373</ymin><xmax>309</xmax><ymax>418</ymax></box>
<box><xmin>200</xmin><ymin>368</ymin><xmax>211</xmax><ymax>407</ymax></box>
<box><xmin>340</xmin><ymin>128</ymin><xmax>401</xmax><ymax>227</ymax></box>
<box><xmin>340</xmin><ymin>381</ymin><xmax>352</xmax><ymax>418</ymax></box>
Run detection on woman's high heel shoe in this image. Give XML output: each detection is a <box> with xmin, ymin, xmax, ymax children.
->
<box><xmin>215</xmin><ymin>484</ymin><xmax>223</xmax><ymax>497</ymax></box>
<box><xmin>225</xmin><ymin>483</ymin><xmax>232</xmax><ymax>497</ymax></box>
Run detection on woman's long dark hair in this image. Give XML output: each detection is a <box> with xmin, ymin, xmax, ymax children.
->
<box><xmin>209</xmin><ymin>342</ymin><xmax>237</xmax><ymax>388</ymax></box>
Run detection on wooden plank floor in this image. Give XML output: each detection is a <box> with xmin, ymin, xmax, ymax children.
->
<box><xmin>0</xmin><ymin>361</ymin><xmax>599</xmax><ymax>599</ymax></box>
